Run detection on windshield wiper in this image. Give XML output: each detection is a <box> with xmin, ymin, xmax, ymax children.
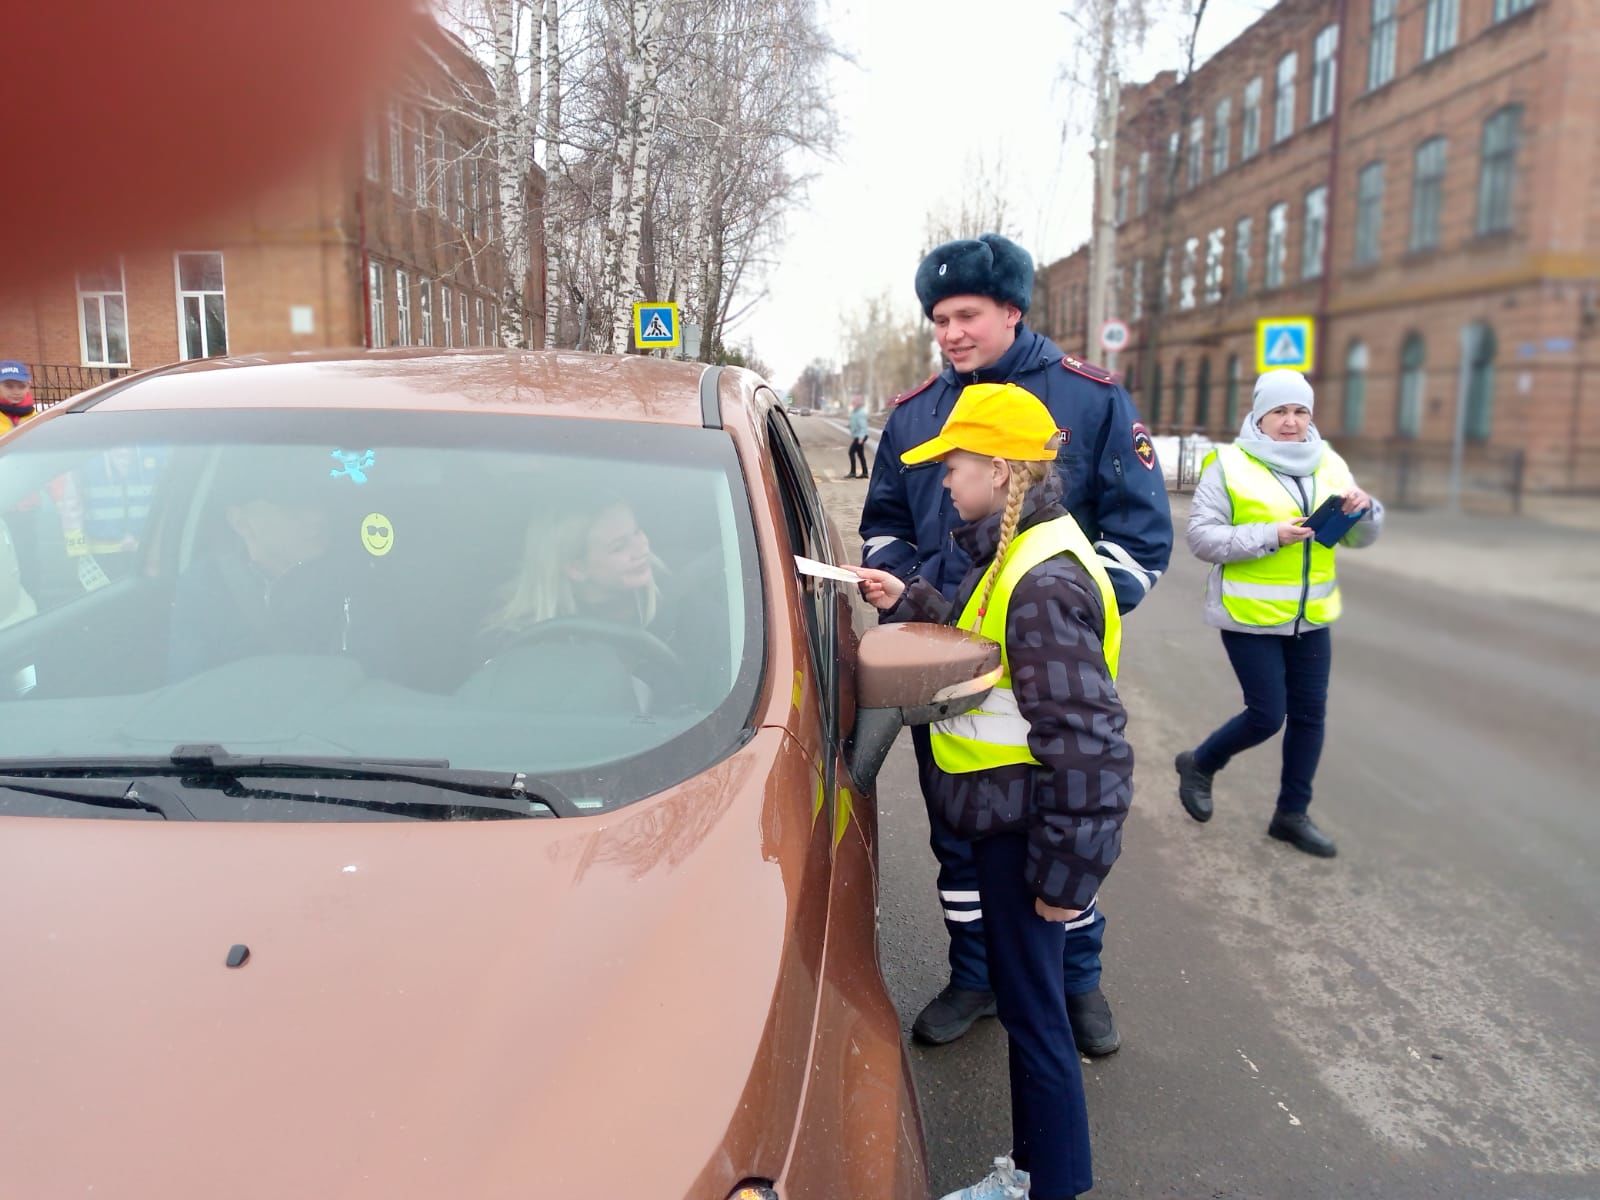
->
<box><xmin>0</xmin><ymin>745</ymin><xmax>577</xmax><ymax>819</ymax></box>
<box><xmin>0</xmin><ymin>776</ymin><xmax>194</xmax><ymax>820</ymax></box>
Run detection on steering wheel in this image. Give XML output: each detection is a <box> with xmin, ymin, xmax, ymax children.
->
<box><xmin>480</xmin><ymin>617</ymin><xmax>683</xmax><ymax>685</ymax></box>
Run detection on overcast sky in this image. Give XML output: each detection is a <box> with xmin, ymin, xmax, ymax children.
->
<box><xmin>739</xmin><ymin>0</ymin><xmax>1272</xmax><ymax>389</ymax></box>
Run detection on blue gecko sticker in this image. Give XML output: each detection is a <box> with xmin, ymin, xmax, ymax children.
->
<box><xmin>330</xmin><ymin>449</ymin><xmax>376</xmax><ymax>484</ymax></box>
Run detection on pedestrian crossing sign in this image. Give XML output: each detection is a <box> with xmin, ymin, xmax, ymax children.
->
<box><xmin>633</xmin><ymin>301</ymin><xmax>680</xmax><ymax>349</ymax></box>
<box><xmin>1255</xmin><ymin>316</ymin><xmax>1315</xmax><ymax>374</ymax></box>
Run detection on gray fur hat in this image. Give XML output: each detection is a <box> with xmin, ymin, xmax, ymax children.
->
<box><xmin>914</xmin><ymin>233</ymin><xmax>1034</xmax><ymax>319</ymax></box>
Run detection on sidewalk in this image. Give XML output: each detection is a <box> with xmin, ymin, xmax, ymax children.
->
<box><xmin>1171</xmin><ymin>493</ymin><xmax>1600</xmax><ymax>617</ymax></box>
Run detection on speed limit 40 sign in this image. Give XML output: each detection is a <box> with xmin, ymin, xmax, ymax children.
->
<box><xmin>1100</xmin><ymin>318</ymin><xmax>1129</xmax><ymax>354</ymax></box>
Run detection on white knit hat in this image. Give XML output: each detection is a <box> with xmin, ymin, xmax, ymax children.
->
<box><xmin>1251</xmin><ymin>369</ymin><xmax>1315</xmax><ymax>423</ymax></box>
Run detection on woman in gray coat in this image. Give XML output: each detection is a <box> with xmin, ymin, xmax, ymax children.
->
<box><xmin>1175</xmin><ymin>370</ymin><xmax>1383</xmax><ymax>857</ymax></box>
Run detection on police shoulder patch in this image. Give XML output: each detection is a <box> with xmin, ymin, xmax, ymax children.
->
<box><xmin>1060</xmin><ymin>355</ymin><xmax>1114</xmax><ymax>384</ymax></box>
<box><xmin>893</xmin><ymin>374</ymin><xmax>938</xmax><ymax>406</ymax></box>
<box><xmin>1131</xmin><ymin>420</ymin><xmax>1157</xmax><ymax>470</ymax></box>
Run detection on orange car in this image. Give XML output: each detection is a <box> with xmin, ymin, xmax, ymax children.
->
<box><xmin>0</xmin><ymin>351</ymin><xmax>999</xmax><ymax>1199</ymax></box>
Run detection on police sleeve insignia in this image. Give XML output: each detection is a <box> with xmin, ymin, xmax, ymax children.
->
<box><xmin>1131</xmin><ymin>421</ymin><xmax>1156</xmax><ymax>470</ymax></box>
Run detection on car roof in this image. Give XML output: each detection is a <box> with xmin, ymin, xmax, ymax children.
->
<box><xmin>69</xmin><ymin>349</ymin><xmax>715</xmax><ymax>427</ymax></box>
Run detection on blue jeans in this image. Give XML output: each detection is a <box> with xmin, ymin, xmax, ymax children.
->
<box><xmin>912</xmin><ymin>724</ymin><xmax>1107</xmax><ymax>995</ymax></box>
<box><xmin>1195</xmin><ymin>628</ymin><xmax>1332</xmax><ymax>815</ymax></box>
<box><xmin>972</xmin><ymin>832</ymin><xmax>1094</xmax><ymax>1200</ymax></box>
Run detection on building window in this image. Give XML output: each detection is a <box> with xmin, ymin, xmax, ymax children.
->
<box><xmin>1167</xmin><ymin>129</ymin><xmax>1181</xmax><ymax>199</ymax></box>
<box><xmin>440</xmin><ymin>285</ymin><xmax>453</xmax><ymax>348</ymax></box>
<box><xmin>1423</xmin><ymin>0</ymin><xmax>1458</xmax><ymax>61</ymax></box>
<box><xmin>1266</xmin><ymin>202</ymin><xmax>1289</xmax><ymax>288</ymax></box>
<box><xmin>1150</xmin><ymin>361</ymin><xmax>1163</xmax><ymax>426</ymax></box>
<box><xmin>395</xmin><ymin>269</ymin><xmax>412</xmax><ymax>346</ymax></box>
<box><xmin>1233</xmin><ymin>215</ymin><xmax>1252</xmax><ymax>297</ymax></box>
<box><xmin>1172</xmin><ymin>359</ymin><xmax>1187</xmax><ymax>427</ymax></box>
<box><xmin>1344</xmin><ymin>341</ymin><xmax>1368</xmax><ymax>433</ymax></box>
<box><xmin>414</xmin><ymin>115</ymin><xmax>428</xmax><ymax>202</ymax></box>
<box><xmin>1368</xmin><ymin>0</ymin><xmax>1397</xmax><ymax>90</ymax></box>
<box><xmin>1196</xmin><ymin>357</ymin><xmax>1213</xmax><ymax>429</ymax></box>
<box><xmin>1132</xmin><ymin>258</ymin><xmax>1145</xmax><ymax>321</ymax></box>
<box><xmin>174</xmin><ymin>252</ymin><xmax>227</xmax><ymax>361</ymax></box>
<box><xmin>435</xmin><ymin>122</ymin><xmax>450</xmax><ymax>213</ymax></box>
<box><xmin>1136</xmin><ymin>150</ymin><xmax>1150</xmax><ymax>217</ymax></box>
<box><xmin>489</xmin><ymin>303</ymin><xmax>499</xmax><ymax>346</ymax></box>
<box><xmin>1274</xmin><ymin>52</ymin><xmax>1298</xmax><ymax>144</ymax></box>
<box><xmin>475</xmin><ymin>296</ymin><xmax>486</xmax><ymax>347</ymax></box>
<box><xmin>1187</xmin><ymin>116</ymin><xmax>1206</xmax><ymax>189</ymax></box>
<box><xmin>1242</xmin><ymin>77</ymin><xmax>1263</xmax><ymax>160</ymax></box>
<box><xmin>467</xmin><ymin>158</ymin><xmax>480</xmax><ymax>239</ymax></box>
<box><xmin>364</xmin><ymin>118</ymin><xmax>381</xmax><ymax>182</ymax></box>
<box><xmin>1354</xmin><ymin>161</ymin><xmax>1385</xmax><ymax>265</ymax></box>
<box><xmin>1212</xmin><ymin>97</ymin><xmax>1232</xmax><ymax>175</ymax></box>
<box><xmin>460</xmin><ymin>292</ymin><xmax>469</xmax><ymax>348</ymax></box>
<box><xmin>1465</xmin><ymin>323</ymin><xmax>1497</xmax><ymax>441</ymax></box>
<box><xmin>1477</xmin><ymin>105</ymin><xmax>1522</xmax><ymax>236</ymax></box>
<box><xmin>1161</xmin><ymin>248</ymin><xmax>1173</xmax><ymax>308</ymax></box>
<box><xmin>1398</xmin><ymin>333</ymin><xmax>1425</xmax><ymax>437</ymax></box>
<box><xmin>1493</xmin><ymin>0</ymin><xmax>1534</xmax><ymax>19</ymax></box>
<box><xmin>1225</xmin><ymin>354</ymin><xmax>1241</xmax><ymax>427</ymax></box>
<box><xmin>368</xmin><ymin>260</ymin><xmax>386</xmax><ymax>348</ymax></box>
<box><xmin>1180</xmin><ymin>236</ymin><xmax>1199</xmax><ymax>310</ymax></box>
<box><xmin>1302</xmin><ymin>185</ymin><xmax>1328</xmax><ymax>280</ymax></box>
<box><xmin>76</xmin><ymin>259</ymin><xmax>131</xmax><ymax>367</ymax></box>
<box><xmin>1116</xmin><ymin>165</ymin><xmax>1129</xmax><ymax>224</ymax></box>
<box><xmin>389</xmin><ymin>104</ymin><xmax>405</xmax><ymax>197</ymax></box>
<box><xmin>453</xmin><ymin>152</ymin><xmax>466</xmax><ymax>229</ymax></box>
<box><xmin>1205</xmin><ymin>228</ymin><xmax>1225</xmax><ymax>304</ymax></box>
<box><xmin>1410</xmin><ymin>137</ymin><xmax>1447</xmax><ymax>251</ymax></box>
<box><xmin>1311</xmin><ymin>25</ymin><xmax>1339</xmax><ymax>122</ymax></box>
<box><xmin>419</xmin><ymin>279</ymin><xmax>434</xmax><ymax>346</ymax></box>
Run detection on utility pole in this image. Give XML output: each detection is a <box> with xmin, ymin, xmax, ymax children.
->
<box><xmin>1086</xmin><ymin>0</ymin><xmax>1119</xmax><ymax>370</ymax></box>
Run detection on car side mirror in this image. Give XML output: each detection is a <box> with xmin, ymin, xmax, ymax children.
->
<box><xmin>846</xmin><ymin>623</ymin><xmax>1002</xmax><ymax>788</ymax></box>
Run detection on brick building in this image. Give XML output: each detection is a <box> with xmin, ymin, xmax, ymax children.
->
<box><xmin>0</xmin><ymin>20</ymin><xmax>545</xmax><ymax>402</ymax></box>
<box><xmin>1036</xmin><ymin>0</ymin><xmax>1599</xmax><ymax>491</ymax></box>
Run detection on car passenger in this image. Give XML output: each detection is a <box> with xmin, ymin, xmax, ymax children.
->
<box><xmin>167</xmin><ymin>467</ymin><xmax>352</xmax><ymax>679</ymax></box>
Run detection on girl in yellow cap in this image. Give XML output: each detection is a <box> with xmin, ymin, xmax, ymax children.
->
<box><xmin>853</xmin><ymin>381</ymin><xmax>1131</xmax><ymax>1200</ymax></box>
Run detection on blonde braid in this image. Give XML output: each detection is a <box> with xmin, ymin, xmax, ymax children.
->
<box><xmin>976</xmin><ymin>459</ymin><xmax>1052</xmax><ymax>620</ymax></box>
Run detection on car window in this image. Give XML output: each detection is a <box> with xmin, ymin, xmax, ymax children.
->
<box><xmin>765</xmin><ymin>404</ymin><xmax>838</xmax><ymax>738</ymax></box>
<box><xmin>0</xmin><ymin>409</ymin><xmax>763</xmax><ymax>815</ymax></box>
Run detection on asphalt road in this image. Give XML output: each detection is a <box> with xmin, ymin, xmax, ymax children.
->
<box><xmin>792</xmin><ymin>411</ymin><xmax>1600</xmax><ymax>1200</ymax></box>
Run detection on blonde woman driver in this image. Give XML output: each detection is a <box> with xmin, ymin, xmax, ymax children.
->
<box><xmin>478</xmin><ymin>500</ymin><xmax>673</xmax><ymax>705</ymax></box>
<box><xmin>853</xmin><ymin>381</ymin><xmax>1131</xmax><ymax>1200</ymax></box>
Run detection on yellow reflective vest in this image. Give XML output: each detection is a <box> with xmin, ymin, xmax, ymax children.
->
<box><xmin>930</xmin><ymin>515</ymin><xmax>1121</xmax><ymax>775</ymax></box>
<box><xmin>1207</xmin><ymin>443</ymin><xmax>1354</xmax><ymax>628</ymax></box>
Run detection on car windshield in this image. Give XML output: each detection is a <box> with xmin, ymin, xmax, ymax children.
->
<box><xmin>0</xmin><ymin>407</ymin><xmax>762</xmax><ymax>815</ymax></box>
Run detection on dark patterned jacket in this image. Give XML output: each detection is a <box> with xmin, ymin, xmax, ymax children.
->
<box><xmin>885</xmin><ymin>474</ymin><xmax>1133</xmax><ymax>910</ymax></box>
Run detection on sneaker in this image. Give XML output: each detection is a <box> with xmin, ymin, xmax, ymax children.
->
<box><xmin>938</xmin><ymin>1154</ymin><xmax>1031</xmax><ymax>1200</ymax></box>
<box><xmin>1065</xmin><ymin>986</ymin><xmax>1122</xmax><ymax>1056</ymax></box>
<box><xmin>912</xmin><ymin>984</ymin><xmax>998</xmax><ymax>1045</ymax></box>
<box><xmin>1175</xmin><ymin>749</ymin><xmax>1214</xmax><ymax>822</ymax></box>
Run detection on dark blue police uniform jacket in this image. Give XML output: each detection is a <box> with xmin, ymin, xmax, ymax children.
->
<box><xmin>860</xmin><ymin>325</ymin><xmax>1173</xmax><ymax>612</ymax></box>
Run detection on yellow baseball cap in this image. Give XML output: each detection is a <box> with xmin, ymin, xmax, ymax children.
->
<box><xmin>901</xmin><ymin>382</ymin><xmax>1060</xmax><ymax>465</ymax></box>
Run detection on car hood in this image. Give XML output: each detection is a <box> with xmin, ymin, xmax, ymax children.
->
<box><xmin>0</xmin><ymin>738</ymin><xmax>801</xmax><ymax>1198</ymax></box>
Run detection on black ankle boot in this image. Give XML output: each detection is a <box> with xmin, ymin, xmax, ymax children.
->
<box><xmin>1175</xmin><ymin>750</ymin><xmax>1214</xmax><ymax>822</ymax></box>
<box><xmin>1268</xmin><ymin>811</ymin><xmax>1337</xmax><ymax>857</ymax></box>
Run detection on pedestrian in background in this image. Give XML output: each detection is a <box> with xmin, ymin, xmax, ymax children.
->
<box><xmin>859</xmin><ymin>231</ymin><xmax>1170</xmax><ymax>1056</ymax></box>
<box><xmin>855</xmin><ymin>380</ymin><xmax>1130</xmax><ymax>1200</ymax></box>
<box><xmin>0</xmin><ymin>362</ymin><xmax>37</xmax><ymax>429</ymax></box>
<box><xmin>846</xmin><ymin>396</ymin><xmax>870</xmax><ymax>478</ymax></box>
<box><xmin>1175</xmin><ymin>370</ymin><xmax>1384</xmax><ymax>858</ymax></box>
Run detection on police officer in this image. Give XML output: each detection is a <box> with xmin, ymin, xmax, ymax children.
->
<box><xmin>860</xmin><ymin>233</ymin><xmax>1172</xmax><ymax>1055</ymax></box>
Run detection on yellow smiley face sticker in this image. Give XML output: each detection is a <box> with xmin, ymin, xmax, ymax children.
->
<box><xmin>360</xmin><ymin>513</ymin><xmax>394</xmax><ymax>557</ymax></box>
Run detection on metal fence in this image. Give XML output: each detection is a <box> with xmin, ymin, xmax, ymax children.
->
<box><xmin>1155</xmin><ymin>431</ymin><xmax>1526</xmax><ymax>513</ymax></box>
<box><xmin>28</xmin><ymin>365</ymin><xmax>126</xmax><ymax>410</ymax></box>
